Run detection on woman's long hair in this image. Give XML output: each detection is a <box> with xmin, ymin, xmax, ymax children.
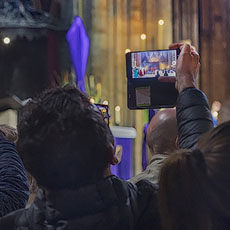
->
<box><xmin>159</xmin><ymin>121</ymin><xmax>230</xmax><ymax>230</ymax></box>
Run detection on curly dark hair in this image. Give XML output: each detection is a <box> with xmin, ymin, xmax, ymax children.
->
<box><xmin>17</xmin><ymin>86</ymin><xmax>113</xmax><ymax>190</ymax></box>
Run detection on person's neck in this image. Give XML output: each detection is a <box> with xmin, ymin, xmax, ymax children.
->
<box><xmin>104</xmin><ymin>166</ymin><xmax>113</xmax><ymax>178</ymax></box>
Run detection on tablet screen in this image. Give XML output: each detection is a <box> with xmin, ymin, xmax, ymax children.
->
<box><xmin>131</xmin><ymin>50</ymin><xmax>177</xmax><ymax>79</ymax></box>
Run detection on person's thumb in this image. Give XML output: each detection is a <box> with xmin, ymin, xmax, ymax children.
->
<box><xmin>180</xmin><ymin>44</ymin><xmax>191</xmax><ymax>55</ymax></box>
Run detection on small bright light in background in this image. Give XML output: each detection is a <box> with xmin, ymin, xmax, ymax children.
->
<box><xmin>90</xmin><ymin>97</ymin><xmax>95</xmax><ymax>104</ymax></box>
<box><xmin>140</xmin><ymin>33</ymin><xmax>147</xmax><ymax>40</ymax></box>
<box><xmin>158</xmin><ymin>19</ymin><xmax>165</xmax><ymax>26</ymax></box>
<box><xmin>115</xmin><ymin>106</ymin><xmax>121</xmax><ymax>112</ymax></box>
<box><xmin>3</xmin><ymin>37</ymin><xmax>11</xmax><ymax>45</ymax></box>
<box><xmin>115</xmin><ymin>106</ymin><xmax>121</xmax><ymax>125</ymax></box>
<box><xmin>211</xmin><ymin>100</ymin><xmax>221</xmax><ymax>121</ymax></box>
<box><xmin>212</xmin><ymin>111</ymin><xmax>219</xmax><ymax>120</ymax></box>
<box><xmin>103</xmin><ymin>100</ymin><xmax>109</xmax><ymax>105</ymax></box>
<box><xmin>125</xmin><ymin>48</ymin><xmax>131</xmax><ymax>54</ymax></box>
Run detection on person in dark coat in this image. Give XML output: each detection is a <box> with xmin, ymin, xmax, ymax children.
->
<box><xmin>0</xmin><ymin>86</ymin><xmax>161</xmax><ymax>230</ymax></box>
<box><xmin>0</xmin><ymin>125</ymin><xmax>29</xmax><ymax>217</ymax></box>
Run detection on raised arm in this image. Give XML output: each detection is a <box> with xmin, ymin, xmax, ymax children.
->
<box><xmin>172</xmin><ymin>43</ymin><xmax>213</xmax><ymax>149</ymax></box>
<box><xmin>176</xmin><ymin>87</ymin><xmax>213</xmax><ymax>149</ymax></box>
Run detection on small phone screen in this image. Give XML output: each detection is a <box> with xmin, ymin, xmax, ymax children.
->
<box><xmin>131</xmin><ymin>50</ymin><xmax>177</xmax><ymax>79</ymax></box>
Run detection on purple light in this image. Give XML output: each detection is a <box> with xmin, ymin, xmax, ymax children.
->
<box><xmin>66</xmin><ymin>16</ymin><xmax>90</xmax><ymax>93</ymax></box>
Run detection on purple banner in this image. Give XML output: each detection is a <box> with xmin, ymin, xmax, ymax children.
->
<box><xmin>111</xmin><ymin>137</ymin><xmax>133</xmax><ymax>180</ymax></box>
<box><xmin>66</xmin><ymin>16</ymin><xmax>90</xmax><ymax>93</ymax></box>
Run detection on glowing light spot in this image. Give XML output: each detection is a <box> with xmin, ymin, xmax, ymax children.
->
<box><xmin>90</xmin><ymin>98</ymin><xmax>95</xmax><ymax>104</ymax></box>
<box><xmin>212</xmin><ymin>111</ymin><xmax>218</xmax><ymax>118</ymax></box>
<box><xmin>115</xmin><ymin>106</ymin><xmax>121</xmax><ymax>112</ymax></box>
<box><xmin>125</xmin><ymin>49</ymin><xmax>131</xmax><ymax>54</ymax></box>
<box><xmin>103</xmin><ymin>100</ymin><xmax>109</xmax><ymax>105</ymax></box>
<box><xmin>158</xmin><ymin>19</ymin><xmax>165</xmax><ymax>26</ymax></box>
<box><xmin>3</xmin><ymin>37</ymin><xmax>10</xmax><ymax>45</ymax></box>
<box><xmin>140</xmin><ymin>34</ymin><xmax>147</xmax><ymax>40</ymax></box>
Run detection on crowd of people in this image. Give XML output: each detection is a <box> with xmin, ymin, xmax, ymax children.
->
<box><xmin>0</xmin><ymin>43</ymin><xmax>229</xmax><ymax>230</ymax></box>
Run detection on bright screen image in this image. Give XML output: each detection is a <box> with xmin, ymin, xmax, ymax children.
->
<box><xmin>131</xmin><ymin>50</ymin><xmax>177</xmax><ymax>79</ymax></box>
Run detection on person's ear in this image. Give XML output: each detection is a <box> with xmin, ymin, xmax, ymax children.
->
<box><xmin>111</xmin><ymin>156</ymin><xmax>119</xmax><ymax>165</ymax></box>
<box><xmin>108</xmin><ymin>144</ymin><xmax>119</xmax><ymax>165</ymax></box>
<box><xmin>175</xmin><ymin>136</ymin><xmax>179</xmax><ymax>149</ymax></box>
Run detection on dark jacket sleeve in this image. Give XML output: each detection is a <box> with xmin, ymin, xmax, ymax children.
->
<box><xmin>0</xmin><ymin>137</ymin><xmax>29</xmax><ymax>217</ymax></box>
<box><xmin>176</xmin><ymin>87</ymin><xmax>213</xmax><ymax>149</ymax></box>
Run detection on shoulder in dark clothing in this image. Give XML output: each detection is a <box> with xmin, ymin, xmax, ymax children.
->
<box><xmin>0</xmin><ymin>175</ymin><xmax>160</xmax><ymax>230</ymax></box>
<box><xmin>0</xmin><ymin>137</ymin><xmax>29</xmax><ymax>217</ymax></box>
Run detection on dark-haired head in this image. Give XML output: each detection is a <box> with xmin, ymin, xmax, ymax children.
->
<box><xmin>159</xmin><ymin>121</ymin><xmax>230</xmax><ymax>230</ymax></box>
<box><xmin>17</xmin><ymin>86</ymin><xmax>114</xmax><ymax>190</ymax></box>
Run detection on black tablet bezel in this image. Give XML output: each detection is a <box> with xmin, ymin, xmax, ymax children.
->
<box><xmin>126</xmin><ymin>49</ymin><xmax>179</xmax><ymax>110</ymax></box>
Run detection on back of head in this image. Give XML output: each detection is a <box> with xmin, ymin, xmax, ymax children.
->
<box><xmin>159</xmin><ymin>121</ymin><xmax>230</xmax><ymax>230</ymax></box>
<box><xmin>147</xmin><ymin>109</ymin><xmax>177</xmax><ymax>155</ymax></box>
<box><xmin>17</xmin><ymin>86</ymin><xmax>113</xmax><ymax>190</ymax></box>
<box><xmin>197</xmin><ymin>121</ymin><xmax>230</xmax><ymax>219</ymax></box>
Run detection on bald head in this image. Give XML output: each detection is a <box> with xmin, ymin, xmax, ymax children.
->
<box><xmin>147</xmin><ymin>109</ymin><xmax>177</xmax><ymax>155</ymax></box>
